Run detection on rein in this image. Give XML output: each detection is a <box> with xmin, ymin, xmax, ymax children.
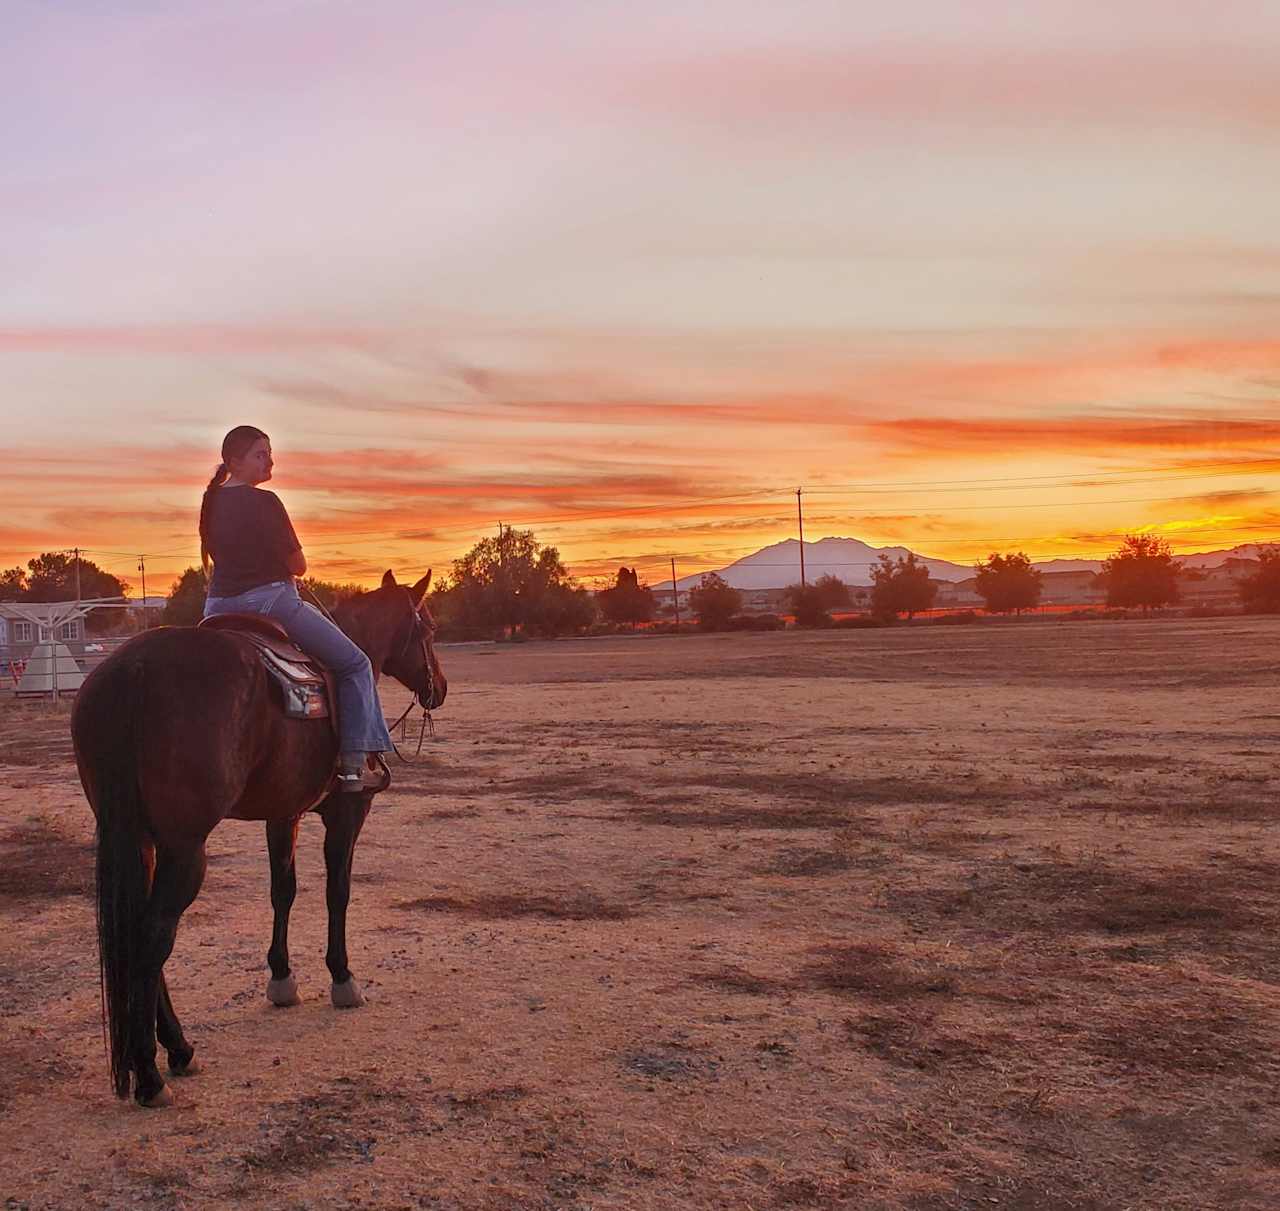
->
<box><xmin>387</xmin><ymin>591</ymin><xmax>438</xmax><ymax>758</ymax></box>
<box><xmin>300</xmin><ymin>579</ymin><xmax>438</xmax><ymax>760</ymax></box>
<box><xmin>298</xmin><ymin>580</ymin><xmax>339</xmax><ymax>624</ymax></box>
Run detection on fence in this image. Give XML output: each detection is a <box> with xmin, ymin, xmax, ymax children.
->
<box><xmin>1</xmin><ymin>636</ymin><xmax>135</xmax><ymax>700</ymax></box>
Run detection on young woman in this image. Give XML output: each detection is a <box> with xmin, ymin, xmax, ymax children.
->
<box><xmin>199</xmin><ymin>425</ymin><xmax>394</xmax><ymax>792</ymax></box>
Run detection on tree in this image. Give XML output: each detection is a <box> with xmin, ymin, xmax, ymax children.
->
<box><xmin>301</xmin><ymin>576</ymin><xmax>365</xmax><ymax>614</ymax></box>
<box><xmin>0</xmin><ymin>567</ymin><xmax>26</xmax><ymax>601</ymax></box>
<box><xmin>538</xmin><ymin>584</ymin><xmax>597</xmax><ymax>635</ymax></box>
<box><xmin>785</xmin><ymin>574</ymin><xmax>851</xmax><ymax>627</ymax></box>
<box><xmin>1239</xmin><ymin>547</ymin><xmax>1280</xmax><ymax>613</ymax></box>
<box><xmin>1100</xmin><ymin>534</ymin><xmax>1180</xmax><ymax>612</ymax></box>
<box><xmin>688</xmin><ymin>572</ymin><xmax>742</xmax><ymax>631</ymax></box>
<box><xmin>869</xmin><ymin>552</ymin><xmax>936</xmax><ymax>621</ymax></box>
<box><xmin>597</xmin><ymin>566</ymin><xmax>656</xmax><ymax>628</ymax></box>
<box><xmin>973</xmin><ymin>551</ymin><xmax>1042</xmax><ymax>615</ymax></box>
<box><xmin>436</xmin><ymin>527</ymin><xmax>592</xmax><ymax>638</ymax></box>
<box><xmin>161</xmin><ymin>567</ymin><xmax>208</xmax><ymax>626</ymax></box>
<box><xmin>21</xmin><ymin>551</ymin><xmax>127</xmax><ymax>602</ymax></box>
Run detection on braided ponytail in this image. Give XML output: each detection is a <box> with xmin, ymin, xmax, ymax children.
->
<box><xmin>199</xmin><ymin>425</ymin><xmax>270</xmax><ymax>576</ymax></box>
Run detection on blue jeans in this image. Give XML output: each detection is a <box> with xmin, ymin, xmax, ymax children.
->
<box><xmin>203</xmin><ymin>580</ymin><xmax>394</xmax><ymax>754</ymax></box>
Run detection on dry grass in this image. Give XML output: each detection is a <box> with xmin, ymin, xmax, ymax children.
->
<box><xmin>240</xmin><ymin>1079</ymin><xmax>424</xmax><ymax>1175</ymax></box>
<box><xmin>0</xmin><ymin>817</ymin><xmax>93</xmax><ymax>903</ymax></box>
<box><xmin>4</xmin><ymin>618</ymin><xmax>1280</xmax><ymax>1210</ymax></box>
<box><xmin>803</xmin><ymin>942</ymin><xmax>958</xmax><ymax>1000</ymax></box>
<box><xmin>398</xmin><ymin>890</ymin><xmax>633</xmax><ymax>920</ymax></box>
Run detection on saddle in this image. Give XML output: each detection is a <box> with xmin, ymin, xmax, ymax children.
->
<box><xmin>198</xmin><ymin>614</ymin><xmax>333</xmax><ymax>722</ymax></box>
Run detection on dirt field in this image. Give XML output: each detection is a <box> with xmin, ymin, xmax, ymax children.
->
<box><xmin>2</xmin><ymin>616</ymin><xmax>1279</xmax><ymax>1210</ymax></box>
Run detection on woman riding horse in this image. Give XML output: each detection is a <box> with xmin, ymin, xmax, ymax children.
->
<box><xmin>71</xmin><ymin>429</ymin><xmax>447</xmax><ymax>1107</ymax></box>
<box><xmin>200</xmin><ymin>425</ymin><xmax>393</xmax><ymax>793</ymax></box>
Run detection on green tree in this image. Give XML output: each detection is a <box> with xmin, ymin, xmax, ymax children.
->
<box><xmin>1101</xmin><ymin>534</ymin><xmax>1181</xmax><ymax>612</ymax></box>
<box><xmin>688</xmin><ymin>572</ymin><xmax>741</xmax><ymax>631</ymax></box>
<box><xmin>1238</xmin><ymin>547</ymin><xmax>1280</xmax><ymax>613</ymax></box>
<box><xmin>161</xmin><ymin>567</ymin><xmax>208</xmax><ymax>626</ymax></box>
<box><xmin>0</xmin><ymin>567</ymin><xmax>26</xmax><ymax>601</ymax></box>
<box><xmin>439</xmin><ymin>528</ymin><xmax>589</xmax><ymax>637</ymax></box>
<box><xmin>597</xmin><ymin>566</ymin><xmax>656</xmax><ymax>628</ymax></box>
<box><xmin>869</xmin><ymin>552</ymin><xmax>936</xmax><ymax>621</ymax></box>
<box><xmin>23</xmin><ymin>552</ymin><xmax>127</xmax><ymax>602</ymax></box>
<box><xmin>973</xmin><ymin>551</ymin><xmax>1042</xmax><ymax>615</ymax></box>
<box><xmin>538</xmin><ymin>584</ymin><xmax>597</xmax><ymax>635</ymax></box>
<box><xmin>785</xmin><ymin>574</ymin><xmax>850</xmax><ymax>627</ymax></box>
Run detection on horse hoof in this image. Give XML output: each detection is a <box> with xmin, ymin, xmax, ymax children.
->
<box><xmin>139</xmin><ymin>1083</ymin><xmax>175</xmax><ymax>1109</ymax></box>
<box><xmin>331</xmin><ymin>978</ymin><xmax>365</xmax><ymax>1009</ymax></box>
<box><xmin>169</xmin><ymin>1055</ymin><xmax>200</xmax><ymax>1077</ymax></box>
<box><xmin>266</xmin><ymin>974</ymin><xmax>301</xmax><ymax>1007</ymax></box>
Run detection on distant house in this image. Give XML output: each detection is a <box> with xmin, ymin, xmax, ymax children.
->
<box><xmin>0</xmin><ymin>602</ymin><xmax>85</xmax><ymax>650</ymax></box>
<box><xmin>1038</xmin><ymin>570</ymin><xmax>1105</xmax><ymax>606</ymax></box>
<box><xmin>935</xmin><ymin>577</ymin><xmax>984</xmax><ymax>608</ymax></box>
<box><xmin>739</xmin><ymin>587</ymin><xmax>789</xmax><ymax>613</ymax></box>
<box><xmin>1180</xmin><ymin>558</ymin><xmax>1257</xmax><ymax>606</ymax></box>
<box><xmin>934</xmin><ymin>569</ymin><xmax>1105</xmax><ymax>609</ymax></box>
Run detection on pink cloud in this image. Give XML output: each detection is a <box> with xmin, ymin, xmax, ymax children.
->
<box><xmin>0</xmin><ymin>326</ymin><xmax>384</xmax><ymax>355</ymax></box>
<box><xmin>604</xmin><ymin>45</ymin><xmax>1280</xmax><ymax>132</ymax></box>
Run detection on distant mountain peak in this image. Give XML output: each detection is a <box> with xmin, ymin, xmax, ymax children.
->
<box><xmin>673</xmin><ymin>535</ymin><xmax>1278</xmax><ymax>591</ymax></box>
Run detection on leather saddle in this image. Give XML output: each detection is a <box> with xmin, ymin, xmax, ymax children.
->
<box><xmin>198</xmin><ymin>614</ymin><xmax>334</xmax><ymax>722</ymax></box>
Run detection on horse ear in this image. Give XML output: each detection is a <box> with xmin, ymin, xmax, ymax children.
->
<box><xmin>411</xmin><ymin>569</ymin><xmax>432</xmax><ymax>607</ymax></box>
<box><xmin>381</xmin><ymin>570</ymin><xmax>397</xmax><ymax>589</ymax></box>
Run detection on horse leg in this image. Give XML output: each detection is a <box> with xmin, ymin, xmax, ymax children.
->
<box><xmin>157</xmin><ymin>975</ymin><xmax>198</xmax><ymax>1076</ymax></box>
<box><xmin>319</xmin><ymin>794</ymin><xmax>371</xmax><ymax>1008</ymax></box>
<box><xmin>264</xmin><ymin>816</ymin><xmax>303</xmax><ymax>1007</ymax></box>
<box><xmin>131</xmin><ymin>842</ymin><xmax>207</xmax><ymax>1107</ymax></box>
<box><xmin>139</xmin><ymin>842</ymin><xmax>198</xmax><ymax>1075</ymax></box>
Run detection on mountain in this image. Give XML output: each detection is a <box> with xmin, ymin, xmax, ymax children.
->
<box><xmin>675</xmin><ymin>537</ymin><xmax>972</xmax><ymax>590</ymax></box>
<box><xmin>1176</xmin><ymin>543</ymin><xmax>1273</xmax><ymax>570</ymax></box>
<box><xmin>675</xmin><ymin>537</ymin><xmax>1278</xmax><ymax>591</ymax></box>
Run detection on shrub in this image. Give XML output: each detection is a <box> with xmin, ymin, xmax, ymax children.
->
<box><xmin>725</xmin><ymin>614</ymin><xmax>785</xmax><ymax>631</ymax></box>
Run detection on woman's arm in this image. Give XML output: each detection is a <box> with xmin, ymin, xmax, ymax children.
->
<box><xmin>286</xmin><ymin>547</ymin><xmax>307</xmax><ymax>577</ymax></box>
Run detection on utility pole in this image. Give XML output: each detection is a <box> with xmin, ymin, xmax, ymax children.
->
<box><xmin>73</xmin><ymin>547</ymin><xmax>81</xmax><ymax>603</ymax></box>
<box><xmin>796</xmin><ymin>487</ymin><xmax>806</xmax><ymax>586</ymax></box>
<box><xmin>496</xmin><ymin>522</ymin><xmax>506</xmax><ymax>639</ymax></box>
<box><xmin>670</xmin><ymin>557</ymin><xmax>681</xmax><ymax>630</ymax></box>
<box><xmin>137</xmin><ymin>555</ymin><xmax>147</xmax><ymax>630</ymax></box>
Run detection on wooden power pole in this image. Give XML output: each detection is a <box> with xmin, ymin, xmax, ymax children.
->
<box><xmin>796</xmin><ymin>488</ymin><xmax>806</xmax><ymax>586</ymax></box>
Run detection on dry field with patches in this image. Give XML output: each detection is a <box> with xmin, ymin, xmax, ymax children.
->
<box><xmin>2</xmin><ymin>616</ymin><xmax>1279</xmax><ymax>1210</ymax></box>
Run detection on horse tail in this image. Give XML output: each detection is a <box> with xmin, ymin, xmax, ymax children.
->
<box><xmin>91</xmin><ymin>659</ymin><xmax>149</xmax><ymax>1100</ymax></box>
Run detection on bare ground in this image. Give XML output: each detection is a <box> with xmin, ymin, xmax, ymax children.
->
<box><xmin>1</xmin><ymin>615</ymin><xmax>1279</xmax><ymax>1210</ymax></box>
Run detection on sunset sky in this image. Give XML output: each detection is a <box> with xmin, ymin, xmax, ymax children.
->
<box><xmin>3</xmin><ymin>0</ymin><xmax>1279</xmax><ymax>594</ymax></box>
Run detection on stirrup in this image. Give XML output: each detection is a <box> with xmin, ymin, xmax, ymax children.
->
<box><xmin>335</xmin><ymin>755</ymin><xmax>391</xmax><ymax>795</ymax></box>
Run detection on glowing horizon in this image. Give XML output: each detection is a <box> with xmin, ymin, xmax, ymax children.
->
<box><xmin>3</xmin><ymin>2</ymin><xmax>1278</xmax><ymax>594</ymax></box>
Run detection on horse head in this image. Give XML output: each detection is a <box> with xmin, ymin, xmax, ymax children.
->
<box><xmin>350</xmin><ymin>569</ymin><xmax>448</xmax><ymax>711</ymax></box>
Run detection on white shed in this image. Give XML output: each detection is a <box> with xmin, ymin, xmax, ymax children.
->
<box><xmin>14</xmin><ymin>642</ymin><xmax>86</xmax><ymax>696</ymax></box>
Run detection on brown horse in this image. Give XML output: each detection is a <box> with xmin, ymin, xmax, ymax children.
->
<box><xmin>70</xmin><ymin>569</ymin><xmax>447</xmax><ymax>1107</ymax></box>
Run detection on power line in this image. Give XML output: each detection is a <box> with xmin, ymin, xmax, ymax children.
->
<box><xmin>19</xmin><ymin>450</ymin><xmax>1279</xmax><ymax>591</ymax></box>
<box><xmin>55</xmin><ymin>454</ymin><xmax>1280</xmax><ymax>562</ymax></box>
<box><xmin>800</xmin><ymin>455</ymin><xmax>1280</xmax><ymax>492</ymax></box>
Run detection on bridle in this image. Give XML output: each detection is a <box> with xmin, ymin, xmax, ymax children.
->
<box><xmin>386</xmin><ymin>590</ymin><xmax>442</xmax><ymax>754</ymax></box>
<box><xmin>299</xmin><ymin>578</ymin><xmax>441</xmax><ymax>755</ymax></box>
<box><xmin>389</xmin><ymin>589</ymin><xmax>440</xmax><ymax>711</ymax></box>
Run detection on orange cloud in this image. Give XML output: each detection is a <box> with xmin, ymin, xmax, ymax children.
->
<box><xmin>267</xmin><ymin>376</ymin><xmax>870</xmax><ymax>429</ymax></box>
<box><xmin>866</xmin><ymin>414</ymin><xmax>1279</xmax><ymax>457</ymax></box>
